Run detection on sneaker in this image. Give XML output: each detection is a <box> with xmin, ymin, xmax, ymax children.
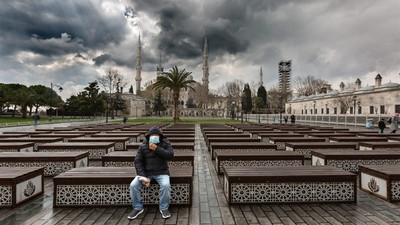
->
<box><xmin>160</xmin><ymin>209</ymin><xmax>171</xmax><ymax>219</ymax></box>
<box><xmin>127</xmin><ymin>209</ymin><xmax>144</xmax><ymax>219</ymax></box>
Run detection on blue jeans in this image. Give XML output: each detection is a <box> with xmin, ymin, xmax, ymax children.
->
<box><xmin>130</xmin><ymin>174</ymin><xmax>171</xmax><ymax>210</ymax></box>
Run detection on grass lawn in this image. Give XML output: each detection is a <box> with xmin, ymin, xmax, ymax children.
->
<box><xmin>126</xmin><ymin>117</ymin><xmax>250</xmax><ymax>124</ymax></box>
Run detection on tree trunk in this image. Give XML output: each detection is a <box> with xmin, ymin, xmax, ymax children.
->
<box><xmin>28</xmin><ymin>106</ymin><xmax>33</xmax><ymax>116</ymax></box>
<box><xmin>12</xmin><ymin>105</ymin><xmax>16</xmax><ymax>118</ymax></box>
<box><xmin>173</xmin><ymin>90</ymin><xmax>180</xmax><ymax>123</ymax></box>
<box><xmin>35</xmin><ymin>105</ymin><xmax>39</xmax><ymax>114</ymax></box>
<box><xmin>21</xmin><ymin>105</ymin><xmax>27</xmax><ymax>118</ymax></box>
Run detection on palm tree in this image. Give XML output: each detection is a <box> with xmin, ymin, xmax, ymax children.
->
<box><xmin>153</xmin><ymin>66</ymin><xmax>195</xmax><ymax>123</ymax></box>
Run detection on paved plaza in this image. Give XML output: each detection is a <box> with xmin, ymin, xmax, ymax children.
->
<box><xmin>1</xmin><ymin>124</ymin><xmax>400</xmax><ymax>225</ymax></box>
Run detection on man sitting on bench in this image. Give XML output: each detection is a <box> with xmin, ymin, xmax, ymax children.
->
<box><xmin>128</xmin><ymin>126</ymin><xmax>174</xmax><ymax>220</ymax></box>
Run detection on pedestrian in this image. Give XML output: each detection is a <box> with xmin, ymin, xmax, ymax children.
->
<box><xmin>33</xmin><ymin>113</ymin><xmax>40</xmax><ymax>126</ymax></box>
<box><xmin>123</xmin><ymin>116</ymin><xmax>127</xmax><ymax>124</ymax></box>
<box><xmin>128</xmin><ymin>126</ymin><xmax>174</xmax><ymax>220</ymax></box>
<box><xmin>378</xmin><ymin>118</ymin><xmax>386</xmax><ymax>133</ymax></box>
<box><xmin>390</xmin><ymin>113</ymin><xmax>399</xmax><ymax>133</ymax></box>
<box><xmin>284</xmin><ymin>116</ymin><xmax>288</xmax><ymax>123</ymax></box>
<box><xmin>290</xmin><ymin>115</ymin><xmax>295</xmax><ymax>124</ymax></box>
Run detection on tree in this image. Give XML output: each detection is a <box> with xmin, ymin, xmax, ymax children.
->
<box><xmin>153</xmin><ymin>90</ymin><xmax>167</xmax><ymax>116</ymax></box>
<box><xmin>186</xmin><ymin>98</ymin><xmax>196</xmax><ymax>108</ymax></box>
<box><xmin>98</xmin><ymin>68</ymin><xmax>126</xmax><ymax>120</ymax></box>
<box><xmin>267</xmin><ymin>86</ymin><xmax>281</xmax><ymax>113</ymax></box>
<box><xmin>153</xmin><ymin>66</ymin><xmax>195</xmax><ymax>123</ymax></box>
<box><xmin>254</xmin><ymin>97</ymin><xmax>265</xmax><ymax>123</ymax></box>
<box><xmin>334</xmin><ymin>95</ymin><xmax>354</xmax><ymax>114</ymax></box>
<box><xmin>293</xmin><ymin>76</ymin><xmax>328</xmax><ymax>97</ymax></box>
<box><xmin>220</xmin><ymin>79</ymin><xmax>244</xmax><ymax>99</ymax></box>
<box><xmin>82</xmin><ymin>81</ymin><xmax>105</xmax><ymax>118</ymax></box>
<box><xmin>241</xmin><ymin>83</ymin><xmax>252</xmax><ymax>117</ymax></box>
<box><xmin>257</xmin><ymin>85</ymin><xmax>267</xmax><ymax>110</ymax></box>
<box><xmin>129</xmin><ymin>85</ymin><xmax>134</xmax><ymax>94</ymax></box>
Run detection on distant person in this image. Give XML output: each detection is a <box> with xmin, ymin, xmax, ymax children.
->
<box><xmin>284</xmin><ymin>116</ymin><xmax>288</xmax><ymax>123</ymax></box>
<box><xmin>123</xmin><ymin>116</ymin><xmax>127</xmax><ymax>124</ymax></box>
<box><xmin>128</xmin><ymin>127</ymin><xmax>174</xmax><ymax>220</ymax></box>
<box><xmin>33</xmin><ymin>113</ymin><xmax>40</xmax><ymax>126</ymax></box>
<box><xmin>390</xmin><ymin>113</ymin><xmax>399</xmax><ymax>133</ymax></box>
<box><xmin>378</xmin><ymin>118</ymin><xmax>386</xmax><ymax>133</ymax></box>
<box><xmin>290</xmin><ymin>115</ymin><xmax>295</xmax><ymax>124</ymax></box>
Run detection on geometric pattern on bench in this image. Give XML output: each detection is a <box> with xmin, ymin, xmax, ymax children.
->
<box><xmin>103</xmin><ymin>161</ymin><xmax>193</xmax><ymax>167</ymax></box>
<box><xmin>327</xmin><ymin>159</ymin><xmax>400</xmax><ymax>173</ymax></box>
<box><xmin>295</xmin><ymin>148</ymin><xmax>354</xmax><ymax>159</ymax></box>
<box><xmin>228</xmin><ymin>182</ymin><xmax>355</xmax><ymax>203</ymax></box>
<box><xmin>219</xmin><ymin>160</ymin><xmax>302</xmax><ymax>174</ymax></box>
<box><xmin>391</xmin><ymin>181</ymin><xmax>400</xmax><ymax>201</ymax></box>
<box><xmin>39</xmin><ymin>148</ymin><xmax>108</xmax><ymax>160</ymax></box>
<box><xmin>0</xmin><ymin>186</ymin><xmax>12</xmax><ymax>206</ymax></box>
<box><xmin>0</xmin><ymin>162</ymin><xmax>75</xmax><ymax>176</ymax></box>
<box><xmin>56</xmin><ymin>184</ymin><xmax>190</xmax><ymax>206</ymax></box>
<box><xmin>213</xmin><ymin>148</ymin><xmax>272</xmax><ymax>159</ymax></box>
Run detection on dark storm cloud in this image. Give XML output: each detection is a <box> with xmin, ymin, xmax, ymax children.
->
<box><xmin>93</xmin><ymin>54</ymin><xmax>112</xmax><ymax>66</ymax></box>
<box><xmin>0</xmin><ymin>0</ymin><xmax>129</xmax><ymax>57</ymax></box>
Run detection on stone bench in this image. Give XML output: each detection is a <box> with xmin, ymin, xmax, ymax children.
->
<box><xmin>2</xmin><ymin>131</ymin><xmax>51</xmax><ymax>137</ymax></box>
<box><xmin>67</xmin><ymin>137</ymin><xmax>129</xmax><ymax>151</ymax></box>
<box><xmin>359</xmin><ymin>142</ymin><xmax>400</xmax><ymax>152</ymax></box>
<box><xmin>204</xmin><ymin>134</ymin><xmax>252</xmax><ymax>146</ymax></box>
<box><xmin>0</xmin><ymin>142</ymin><xmax>35</xmax><ymax>152</ymax></box>
<box><xmin>0</xmin><ymin>152</ymin><xmax>89</xmax><ymax>176</ymax></box>
<box><xmin>357</xmin><ymin>133</ymin><xmax>400</xmax><ymax>138</ymax></box>
<box><xmin>38</xmin><ymin>142</ymin><xmax>114</xmax><ymax>160</ymax></box>
<box><xmin>222</xmin><ymin>166</ymin><xmax>357</xmax><ymax>204</ymax></box>
<box><xmin>102</xmin><ymin>151</ymin><xmax>194</xmax><ymax>168</ymax></box>
<box><xmin>127</xmin><ymin>142</ymin><xmax>194</xmax><ymax>152</ymax></box>
<box><xmin>30</xmin><ymin>134</ymin><xmax>85</xmax><ymax>142</ymax></box>
<box><xmin>91</xmin><ymin>133</ymin><xmax>140</xmax><ymax>143</ymax></box>
<box><xmin>359</xmin><ymin>165</ymin><xmax>400</xmax><ymax>202</ymax></box>
<box><xmin>294</xmin><ymin>131</ymin><xmax>336</xmax><ymax>137</ymax></box>
<box><xmin>250</xmin><ymin>131</ymin><xmax>288</xmax><ymax>138</ymax></box>
<box><xmin>286</xmin><ymin>142</ymin><xmax>357</xmax><ymax>159</ymax></box>
<box><xmin>210</xmin><ymin>142</ymin><xmax>276</xmax><ymax>159</ymax></box>
<box><xmin>0</xmin><ymin>134</ymin><xmax>29</xmax><ymax>139</ymax></box>
<box><xmin>329</xmin><ymin>137</ymin><xmax>388</xmax><ymax>149</ymax></box>
<box><xmin>0</xmin><ymin>138</ymin><xmax>64</xmax><ymax>151</ymax></box>
<box><xmin>311</xmin><ymin>150</ymin><xmax>400</xmax><ymax>173</ymax></box>
<box><xmin>388</xmin><ymin>137</ymin><xmax>400</xmax><ymax>142</ymax></box>
<box><xmin>258</xmin><ymin>134</ymin><xmax>304</xmax><ymax>142</ymax></box>
<box><xmin>268</xmin><ymin>137</ymin><xmax>325</xmax><ymax>150</ymax></box>
<box><xmin>314</xmin><ymin>128</ymin><xmax>349</xmax><ymax>132</ymax></box>
<box><xmin>54</xmin><ymin>131</ymin><xmax>100</xmax><ymax>137</ymax></box>
<box><xmin>215</xmin><ymin>151</ymin><xmax>304</xmax><ymax>175</ymax></box>
<box><xmin>53</xmin><ymin>166</ymin><xmax>193</xmax><ymax>207</ymax></box>
<box><xmin>277</xmin><ymin>128</ymin><xmax>312</xmax><ymax>133</ymax></box>
<box><xmin>207</xmin><ymin>137</ymin><xmax>260</xmax><ymax>147</ymax></box>
<box><xmin>165</xmin><ymin>137</ymin><xmax>195</xmax><ymax>143</ymax></box>
<box><xmin>308</xmin><ymin>133</ymin><xmax>357</xmax><ymax>142</ymax></box>
<box><xmin>0</xmin><ymin>167</ymin><xmax>44</xmax><ymax>208</ymax></box>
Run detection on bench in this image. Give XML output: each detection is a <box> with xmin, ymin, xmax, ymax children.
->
<box><xmin>308</xmin><ymin>133</ymin><xmax>357</xmax><ymax>142</ymax></box>
<box><xmin>2</xmin><ymin>131</ymin><xmax>52</xmax><ymax>137</ymax></box>
<box><xmin>102</xmin><ymin>151</ymin><xmax>194</xmax><ymax>168</ymax></box>
<box><xmin>0</xmin><ymin>138</ymin><xmax>64</xmax><ymax>151</ymax></box>
<box><xmin>250</xmin><ymin>131</ymin><xmax>288</xmax><ymax>138</ymax></box>
<box><xmin>207</xmin><ymin>137</ymin><xmax>260</xmax><ymax>147</ymax></box>
<box><xmin>91</xmin><ymin>133</ymin><xmax>140</xmax><ymax>143</ymax></box>
<box><xmin>329</xmin><ymin>137</ymin><xmax>388</xmax><ymax>149</ymax></box>
<box><xmin>0</xmin><ymin>167</ymin><xmax>44</xmax><ymax>208</ymax></box>
<box><xmin>286</xmin><ymin>142</ymin><xmax>357</xmax><ymax>159</ymax></box>
<box><xmin>210</xmin><ymin>142</ymin><xmax>276</xmax><ymax>159</ymax></box>
<box><xmin>359</xmin><ymin>142</ymin><xmax>400</xmax><ymax>152</ymax></box>
<box><xmin>54</xmin><ymin>131</ymin><xmax>100</xmax><ymax>137</ymax></box>
<box><xmin>0</xmin><ymin>152</ymin><xmax>89</xmax><ymax>176</ymax></box>
<box><xmin>268</xmin><ymin>137</ymin><xmax>325</xmax><ymax>150</ymax></box>
<box><xmin>67</xmin><ymin>137</ymin><xmax>130</xmax><ymax>151</ymax></box>
<box><xmin>257</xmin><ymin>134</ymin><xmax>304</xmax><ymax>142</ymax></box>
<box><xmin>164</xmin><ymin>137</ymin><xmax>195</xmax><ymax>143</ymax></box>
<box><xmin>222</xmin><ymin>166</ymin><xmax>356</xmax><ymax>204</ymax></box>
<box><xmin>0</xmin><ymin>134</ymin><xmax>29</xmax><ymax>139</ymax></box>
<box><xmin>0</xmin><ymin>142</ymin><xmax>35</xmax><ymax>152</ymax></box>
<box><xmin>53</xmin><ymin>166</ymin><xmax>192</xmax><ymax>207</ymax></box>
<box><xmin>127</xmin><ymin>142</ymin><xmax>194</xmax><ymax>152</ymax></box>
<box><xmin>388</xmin><ymin>137</ymin><xmax>400</xmax><ymax>142</ymax></box>
<box><xmin>215</xmin><ymin>151</ymin><xmax>304</xmax><ymax>175</ymax></box>
<box><xmin>38</xmin><ymin>142</ymin><xmax>114</xmax><ymax>160</ymax></box>
<box><xmin>204</xmin><ymin>134</ymin><xmax>252</xmax><ymax>146</ymax></box>
<box><xmin>311</xmin><ymin>150</ymin><xmax>400</xmax><ymax>173</ymax></box>
<box><xmin>357</xmin><ymin>133</ymin><xmax>400</xmax><ymax>138</ymax></box>
<box><xmin>359</xmin><ymin>165</ymin><xmax>400</xmax><ymax>202</ymax></box>
<box><xmin>30</xmin><ymin>134</ymin><xmax>86</xmax><ymax>142</ymax></box>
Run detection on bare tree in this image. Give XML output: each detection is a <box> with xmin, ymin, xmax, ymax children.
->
<box><xmin>98</xmin><ymin>68</ymin><xmax>126</xmax><ymax>119</ymax></box>
<box><xmin>293</xmin><ymin>76</ymin><xmax>328</xmax><ymax>97</ymax></box>
<box><xmin>220</xmin><ymin>79</ymin><xmax>244</xmax><ymax>99</ymax></box>
<box><xmin>267</xmin><ymin>86</ymin><xmax>282</xmax><ymax>113</ymax></box>
<box><xmin>333</xmin><ymin>95</ymin><xmax>354</xmax><ymax>114</ymax></box>
<box><xmin>190</xmin><ymin>83</ymin><xmax>209</xmax><ymax>109</ymax></box>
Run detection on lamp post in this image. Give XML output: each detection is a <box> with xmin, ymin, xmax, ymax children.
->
<box><xmin>353</xmin><ymin>96</ymin><xmax>357</xmax><ymax>115</ymax></box>
<box><xmin>49</xmin><ymin>83</ymin><xmax>63</xmax><ymax>122</ymax></box>
<box><xmin>357</xmin><ymin>100</ymin><xmax>361</xmax><ymax>114</ymax></box>
<box><xmin>231</xmin><ymin>101</ymin><xmax>235</xmax><ymax>120</ymax></box>
<box><xmin>312</xmin><ymin>100</ymin><xmax>316</xmax><ymax>122</ymax></box>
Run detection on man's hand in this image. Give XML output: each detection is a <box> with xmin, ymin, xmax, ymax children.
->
<box><xmin>149</xmin><ymin>143</ymin><xmax>157</xmax><ymax>151</ymax></box>
<box><xmin>140</xmin><ymin>177</ymin><xmax>151</xmax><ymax>187</ymax></box>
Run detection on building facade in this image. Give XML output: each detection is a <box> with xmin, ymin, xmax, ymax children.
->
<box><xmin>286</xmin><ymin>74</ymin><xmax>400</xmax><ymax>116</ymax></box>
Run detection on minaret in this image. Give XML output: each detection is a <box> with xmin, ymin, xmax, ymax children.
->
<box><xmin>202</xmin><ymin>37</ymin><xmax>209</xmax><ymax>93</ymax></box>
<box><xmin>135</xmin><ymin>33</ymin><xmax>142</xmax><ymax>95</ymax></box>
<box><xmin>157</xmin><ymin>54</ymin><xmax>163</xmax><ymax>77</ymax></box>
<box><xmin>259</xmin><ymin>66</ymin><xmax>263</xmax><ymax>86</ymax></box>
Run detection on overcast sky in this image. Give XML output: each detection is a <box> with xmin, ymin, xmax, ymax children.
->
<box><xmin>0</xmin><ymin>0</ymin><xmax>399</xmax><ymax>99</ymax></box>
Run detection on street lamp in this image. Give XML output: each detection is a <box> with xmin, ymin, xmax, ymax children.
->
<box><xmin>353</xmin><ymin>96</ymin><xmax>357</xmax><ymax>115</ymax></box>
<box><xmin>49</xmin><ymin>83</ymin><xmax>63</xmax><ymax>121</ymax></box>
<box><xmin>231</xmin><ymin>101</ymin><xmax>235</xmax><ymax>120</ymax></box>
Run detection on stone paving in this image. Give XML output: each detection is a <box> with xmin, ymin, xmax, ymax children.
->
<box><xmin>1</xmin><ymin>124</ymin><xmax>400</xmax><ymax>224</ymax></box>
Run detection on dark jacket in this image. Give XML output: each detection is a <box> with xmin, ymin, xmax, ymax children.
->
<box><xmin>378</xmin><ymin>120</ymin><xmax>386</xmax><ymax>129</ymax></box>
<box><xmin>134</xmin><ymin>127</ymin><xmax>174</xmax><ymax>177</ymax></box>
